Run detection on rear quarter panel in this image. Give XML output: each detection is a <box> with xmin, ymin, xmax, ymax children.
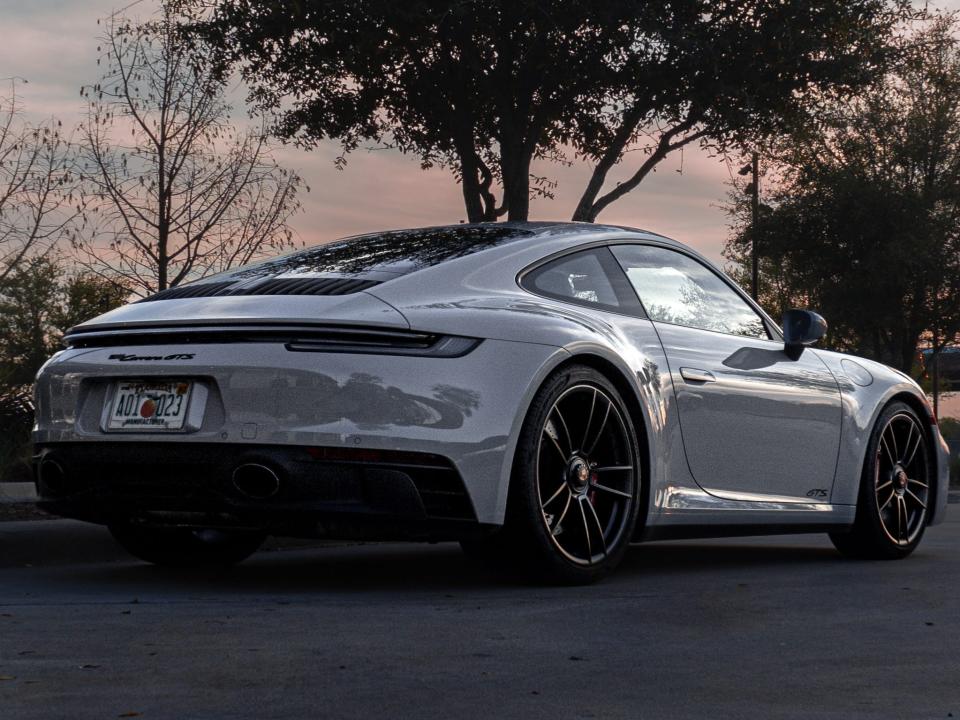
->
<box><xmin>33</xmin><ymin>339</ymin><xmax>566</xmax><ymax>525</ymax></box>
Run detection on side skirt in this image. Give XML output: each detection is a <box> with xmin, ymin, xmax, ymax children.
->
<box><xmin>638</xmin><ymin>522</ymin><xmax>853</xmax><ymax>542</ymax></box>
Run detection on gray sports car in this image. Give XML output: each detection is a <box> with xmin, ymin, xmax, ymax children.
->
<box><xmin>33</xmin><ymin>223</ymin><xmax>949</xmax><ymax>583</ymax></box>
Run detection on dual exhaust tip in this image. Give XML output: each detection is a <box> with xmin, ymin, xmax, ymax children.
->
<box><xmin>39</xmin><ymin>457</ymin><xmax>281</xmax><ymax>501</ymax></box>
<box><xmin>38</xmin><ymin>458</ymin><xmax>68</xmax><ymax>494</ymax></box>
<box><xmin>231</xmin><ymin>463</ymin><xmax>281</xmax><ymax>500</ymax></box>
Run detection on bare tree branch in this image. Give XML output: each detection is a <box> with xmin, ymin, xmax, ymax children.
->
<box><xmin>74</xmin><ymin>8</ymin><xmax>302</xmax><ymax>296</ymax></box>
<box><xmin>0</xmin><ymin>81</ymin><xmax>80</xmax><ymax>282</ymax></box>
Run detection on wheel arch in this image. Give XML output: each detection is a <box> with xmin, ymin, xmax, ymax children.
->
<box><xmin>548</xmin><ymin>352</ymin><xmax>653</xmax><ymax>537</ymax></box>
<box><xmin>852</xmin><ymin>389</ymin><xmax>941</xmax><ymax>524</ymax></box>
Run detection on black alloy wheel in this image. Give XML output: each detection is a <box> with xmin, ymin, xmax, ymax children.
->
<box><xmin>830</xmin><ymin>402</ymin><xmax>931</xmax><ymax>560</ymax></box>
<box><xmin>463</xmin><ymin>365</ymin><xmax>642</xmax><ymax>584</ymax></box>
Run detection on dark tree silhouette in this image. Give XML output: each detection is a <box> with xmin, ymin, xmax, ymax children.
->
<box><xmin>184</xmin><ymin>0</ymin><xmax>908</xmax><ymax>223</ymax></box>
<box><xmin>724</xmin><ymin>14</ymin><xmax>960</xmax><ymax>377</ymax></box>
<box><xmin>0</xmin><ymin>256</ymin><xmax>127</xmax><ymax>387</ymax></box>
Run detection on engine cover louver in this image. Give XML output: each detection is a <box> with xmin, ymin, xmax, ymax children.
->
<box><xmin>140</xmin><ymin>281</ymin><xmax>236</xmax><ymax>302</ymax></box>
<box><xmin>234</xmin><ymin>277</ymin><xmax>379</xmax><ymax>296</ymax></box>
<box><xmin>139</xmin><ymin>277</ymin><xmax>380</xmax><ymax>302</ymax></box>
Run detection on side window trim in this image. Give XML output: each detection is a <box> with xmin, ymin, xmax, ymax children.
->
<box><xmin>519</xmin><ymin>247</ymin><xmax>646</xmax><ymax>316</ymax></box>
<box><xmin>609</xmin><ymin>242</ymin><xmax>773</xmax><ymax>341</ymax></box>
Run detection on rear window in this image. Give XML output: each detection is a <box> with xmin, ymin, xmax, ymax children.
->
<box><xmin>524</xmin><ymin>249</ymin><xmax>623</xmax><ymax>310</ymax></box>
<box><xmin>224</xmin><ymin>225</ymin><xmax>534</xmax><ymax>280</ymax></box>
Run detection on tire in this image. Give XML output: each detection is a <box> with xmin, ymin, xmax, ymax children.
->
<box><xmin>109</xmin><ymin>523</ymin><xmax>266</xmax><ymax>567</ymax></box>
<box><xmin>829</xmin><ymin>401</ymin><xmax>932</xmax><ymax>560</ymax></box>
<box><xmin>464</xmin><ymin>365</ymin><xmax>643</xmax><ymax>584</ymax></box>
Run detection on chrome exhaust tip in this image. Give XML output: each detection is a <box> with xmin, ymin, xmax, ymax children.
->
<box><xmin>232</xmin><ymin>463</ymin><xmax>281</xmax><ymax>500</ymax></box>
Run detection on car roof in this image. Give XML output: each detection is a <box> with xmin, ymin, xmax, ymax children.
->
<box><xmin>201</xmin><ymin>222</ymin><xmax>680</xmax><ymax>286</ymax></box>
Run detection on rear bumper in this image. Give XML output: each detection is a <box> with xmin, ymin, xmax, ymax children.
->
<box><xmin>33</xmin><ymin>339</ymin><xmax>565</xmax><ymax>525</ymax></box>
<box><xmin>34</xmin><ymin>442</ymin><xmax>489</xmax><ymax>541</ymax></box>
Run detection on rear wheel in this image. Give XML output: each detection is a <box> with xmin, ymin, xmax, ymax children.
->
<box><xmin>109</xmin><ymin>523</ymin><xmax>266</xmax><ymax>567</ymax></box>
<box><xmin>464</xmin><ymin>365</ymin><xmax>643</xmax><ymax>584</ymax></box>
<box><xmin>830</xmin><ymin>402</ymin><xmax>931</xmax><ymax>560</ymax></box>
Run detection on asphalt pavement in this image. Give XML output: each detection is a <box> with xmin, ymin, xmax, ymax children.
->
<box><xmin>0</xmin><ymin>516</ymin><xmax>958</xmax><ymax>720</ymax></box>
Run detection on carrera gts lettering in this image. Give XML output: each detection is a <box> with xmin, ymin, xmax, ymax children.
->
<box><xmin>108</xmin><ymin>353</ymin><xmax>195</xmax><ymax>361</ymax></box>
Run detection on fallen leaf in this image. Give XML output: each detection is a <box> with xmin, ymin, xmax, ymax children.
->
<box><xmin>0</xmin><ymin>676</ymin><xmax>16</xmax><ymax>681</ymax></box>
<box><xmin>79</xmin><ymin>664</ymin><xmax>101</xmax><ymax>670</ymax></box>
<box><xmin>118</xmin><ymin>713</ymin><xmax>142</xmax><ymax>718</ymax></box>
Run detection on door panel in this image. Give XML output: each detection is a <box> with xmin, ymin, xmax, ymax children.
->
<box><xmin>606</xmin><ymin>242</ymin><xmax>842</xmax><ymax>502</ymax></box>
<box><xmin>654</xmin><ymin>322</ymin><xmax>842</xmax><ymax>501</ymax></box>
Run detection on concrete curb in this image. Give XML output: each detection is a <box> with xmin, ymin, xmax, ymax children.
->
<box><xmin>0</xmin><ymin>482</ymin><xmax>37</xmax><ymax>501</ymax></box>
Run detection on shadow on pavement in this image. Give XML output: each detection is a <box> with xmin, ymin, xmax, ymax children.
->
<box><xmin>29</xmin><ymin>535</ymin><xmax>845</xmax><ymax>598</ymax></box>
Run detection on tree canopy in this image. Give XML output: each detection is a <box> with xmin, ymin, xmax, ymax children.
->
<box><xmin>187</xmin><ymin>0</ymin><xmax>909</xmax><ymax>222</ymax></box>
<box><xmin>0</xmin><ymin>257</ymin><xmax>127</xmax><ymax>388</ymax></box>
<box><xmin>724</xmin><ymin>14</ymin><xmax>960</xmax><ymax>375</ymax></box>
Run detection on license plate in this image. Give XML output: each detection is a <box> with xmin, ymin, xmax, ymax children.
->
<box><xmin>106</xmin><ymin>380</ymin><xmax>193</xmax><ymax>431</ymax></box>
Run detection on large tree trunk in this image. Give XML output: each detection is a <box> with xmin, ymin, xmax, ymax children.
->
<box><xmin>500</xmin><ymin>141</ymin><xmax>530</xmax><ymax>222</ymax></box>
<box><xmin>900</xmin><ymin>336</ymin><xmax>919</xmax><ymax>376</ymax></box>
<box><xmin>504</xmin><ymin>180</ymin><xmax>529</xmax><ymax>221</ymax></box>
<box><xmin>456</xmin><ymin>144</ymin><xmax>486</xmax><ymax>224</ymax></box>
<box><xmin>571</xmin><ymin>171</ymin><xmax>609</xmax><ymax>222</ymax></box>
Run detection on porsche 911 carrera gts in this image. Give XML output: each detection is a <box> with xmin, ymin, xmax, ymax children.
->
<box><xmin>33</xmin><ymin>223</ymin><xmax>949</xmax><ymax>583</ymax></box>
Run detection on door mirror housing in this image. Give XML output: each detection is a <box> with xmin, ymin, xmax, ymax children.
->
<box><xmin>782</xmin><ymin>309</ymin><xmax>827</xmax><ymax>360</ymax></box>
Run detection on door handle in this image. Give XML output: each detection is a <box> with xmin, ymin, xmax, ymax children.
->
<box><xmin>680</xmin><ymin>367</ymin><xmax>716</xmax><ymax>384</ymax></box>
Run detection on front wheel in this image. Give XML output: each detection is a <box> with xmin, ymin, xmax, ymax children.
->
<box><xmin>830</xmin><ymin>402</ymin><xmax>931</xmax><ymax>560</ymax></box>
<box><xmin>469</xmin><ymin>365</ymin><xmax>643</xmax><ymax>584</ymax></box>
<box><xmin>109</xmin><ymin>523</ymin><xmax>266</xmax><ymax>567</ymax></box>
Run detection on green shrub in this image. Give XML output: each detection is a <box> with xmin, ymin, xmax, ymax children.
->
<box><xmin>0</xmin><ymin>387</ymin><xmax>34</xmax><ymax>483</ymax></box>
<box><xmin>939</xmin><ymin>417</ymin><xmax>960</xmax><ymax>443</ymax></box>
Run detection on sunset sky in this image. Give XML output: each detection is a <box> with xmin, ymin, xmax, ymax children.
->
<box><xmin>3</xmin><ymin>0</ymin><xmax>958</xmax><ymax>263</ymax></box>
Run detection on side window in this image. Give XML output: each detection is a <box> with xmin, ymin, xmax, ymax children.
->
<box><xmin>610</xmin><ymin>245</ymin><xmax>769</xmax><ymax>339</ymax></box>
<box><xmin>523</xmin><ymin>249</ymin><xmax>624</xmax><ymax>311</ymax></box>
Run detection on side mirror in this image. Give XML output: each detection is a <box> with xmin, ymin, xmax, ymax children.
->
<box><xmin>782</xmin><ymin>309</ymin><xmax>827</xmax><ymax>360</ymax></box>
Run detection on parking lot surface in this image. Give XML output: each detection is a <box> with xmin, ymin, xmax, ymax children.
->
<box><xmin>1</xmin><ymin>516</ymin><xmax>958</xmax><ymax>719</ymax></box>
